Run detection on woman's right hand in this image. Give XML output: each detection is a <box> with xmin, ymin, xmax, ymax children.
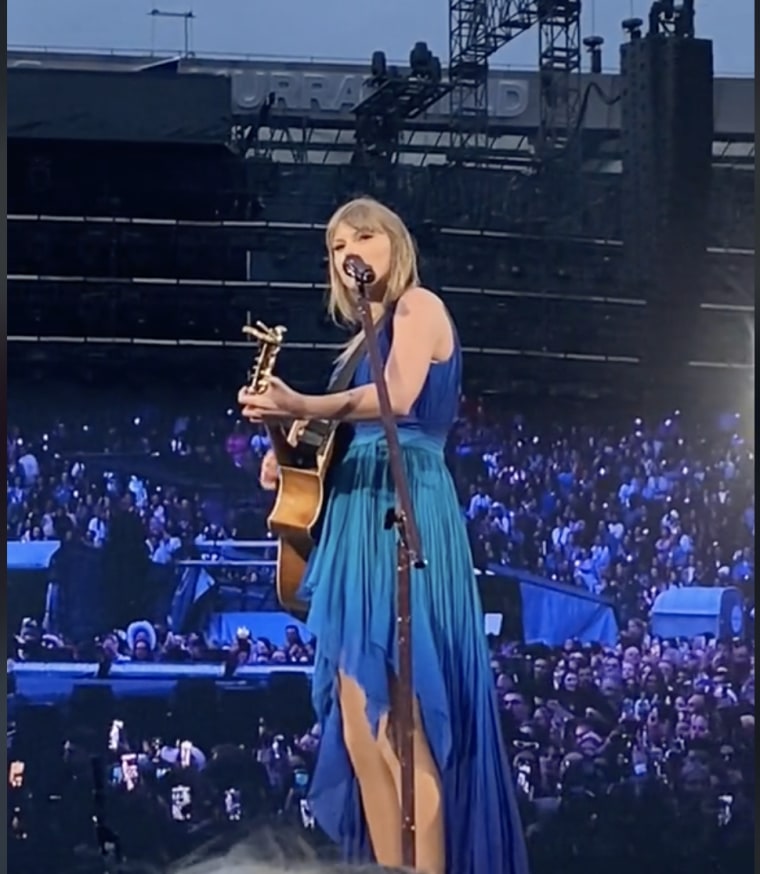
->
<box><xmin>259</xmin><ymin>449</ymin><xmax>279</xmax><ymax>491</ymax></box>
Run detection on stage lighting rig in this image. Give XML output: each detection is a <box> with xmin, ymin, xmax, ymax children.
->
<box><xmin>622</xmin><ymin>17</ymin><xmax>644</xmax><ymax>41</ymax></box>
<box><xmin>646</xmin><ymin>0</ymin><xmax>695</xmax><ymax>38</ymax></box>
<box><xmin>353</xmin><ymin>43</ymin><xmax>448</xmax><ymax>159</ymax></box>
<box><xmin>583</xmin><ymin>35</ymin><xmax>604</xmax><ymax>74</ymax></box>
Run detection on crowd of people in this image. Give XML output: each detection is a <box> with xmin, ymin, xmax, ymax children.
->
<box><xmin>8</xmin><ymin>625</ymin><xmax>755</xmax><ymax>873</ymax></box>
<box><xmin>6</xmin><ymin>402</ymin><xmax>756</xmax><ymax>660</ymax></box>
<box><xmin>492</xmin><ymin>626</ymin><xmax>754</xmax><ymax>869</ymax></box>
<box><xmin>8</xmin><ymin>400</ymin><xmax>755</xmax><ymax>607</ymax></box>
<box><xmin>6</xmin><ymin>411</ymin><xmax>268</xmax><ymax>550</ymax></box>
<box><xmin>11</xmin><ymin>618</ymin><xmax>315</xmax><ymax>669</ymax></box>
<box><xmin>451</xmin><ymin>407</ymin><xmax>754</xmax><ymax>624</ymax></box>
<box><xmin>6</xmin><ymin>400</ymin><xmax>755</xmax><ymax>872</ymax></box>
<box><xmin>8</xmin><ymin>702</ymin><xmax>328</xmax><ymax>873</ymax></box>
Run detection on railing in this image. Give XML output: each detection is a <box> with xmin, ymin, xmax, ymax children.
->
<box><xmin>10</xmin><ymin>661</ymin><xmax>315</xmax><ymax>678</ymax></box>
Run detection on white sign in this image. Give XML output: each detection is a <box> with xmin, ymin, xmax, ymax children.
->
<box><xmin>232</xmin><ymin>69</ymin><xmax>530</xmax><ymax>119</ymax></box>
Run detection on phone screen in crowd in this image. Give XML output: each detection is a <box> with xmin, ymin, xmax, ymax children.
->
<box><xmin>717</xmin><ymin>794</ymin><xmax>733</xmax><ymax>827</ymax></box>
<box><xmin>8</xmin><ymin>761</ymin><xmax>25</xmax><ymax>789</ymax></box>
<box><xmin>171</xmin><ymin>785</ymin><xmax>192</xmax><ymax>822</ymax></box>
<box><xmin>299</xmin><ymin>799</ymin><xmax>316</xmax><ymax>830</ymax></box>
<box><xmin>108</xmin><ymin>720</ymin><xmax>124</xmax><ymax>752</ymax></box>
<box><xmin>121</xmin><ymin>754</ymin><xmax>139</xmax><ymax>791</ymax></box>
<box><xmin>179</xmin><ymin>740</ymin><xmax>194</xmax><ymax>769</ymax></box>
<box><xmin>516</xmin><ymin>762</ymin><xmax>534</xmax><ymax>800</ymax></box>
<box><xmin>109</xmin><ymin>765</ymin><xmax>123</xmax><ymax>785</ymax></box>
<box><xmin>224</xmin><ymin>788</ymin><xmax>242</xmax><ymax>821</ymax></box>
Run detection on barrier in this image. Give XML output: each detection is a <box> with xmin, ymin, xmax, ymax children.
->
<box><xmin>11</xmin><ymin>660</ymin><xmax>314</xmax><ymax>705</ymax></box>
<box><xmin>171</xmin><ymin>538</ymin><xmax>283</xmax><ymax>634</ymax></box>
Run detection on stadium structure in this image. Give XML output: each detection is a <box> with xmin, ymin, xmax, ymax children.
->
<box><xmin>7</xmin><ymin>3</ymin><xmax>754</xmax><ymax>403</ymax></box>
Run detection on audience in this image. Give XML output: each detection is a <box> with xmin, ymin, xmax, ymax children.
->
<box><xmin>452</xmin><ymin>408</ymin><xmax>754</xmax><ymax>622</ymax></box>
<box><xmin>6</xmin><ymin>401</ymin><xmax>754</xmax><ymax>873</ymax></box>
<box><xmin>7</xmin><ymin>625</ymin><xmax>754</xmax><ymax>873</ymax></box>
<box><xmin>8</xmin><ymin>405</ymin><xmax>754</xmax><ymax>594</ymax></box>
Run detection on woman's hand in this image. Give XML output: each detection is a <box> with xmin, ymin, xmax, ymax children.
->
<box><xmin>238</xmin><ymin>376</ymin><xmax>306</xmax><ymax>423</ymax></box>
<box><xmin>259</xmin><ymin>449</ymin><xmax>279</xmax><ymax>491</ymax></box>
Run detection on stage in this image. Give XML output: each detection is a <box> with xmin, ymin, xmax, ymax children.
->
<box><xmin>10</xmin><ymin>660</ymin><xmax>314</xmax><ymax>704</ymax></box>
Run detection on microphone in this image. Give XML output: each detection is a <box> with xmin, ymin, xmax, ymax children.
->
<box><xmin>343</xmin><ymin>254</ymin><xmax>376</xmax><ymax>284</ymax></box>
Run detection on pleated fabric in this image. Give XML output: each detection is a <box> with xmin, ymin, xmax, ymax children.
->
<box><xmin>297</xmin><ymin>314</ymin><xmax>529</xmax><ymax>874</ymax></box>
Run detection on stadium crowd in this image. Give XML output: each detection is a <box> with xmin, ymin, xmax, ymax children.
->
<box><xmin>452</xmin><ymin>406</ymin><xmax>754</xmax><ymax>623</ymax></box>
<box><xmin>7</xmin><ymin>400</ymin><xmax>755</xmax><ymax>872</ymax></box>
<box><xmin>7</xmin><ymin>400</ymin><xmax>755</xmax><ymax>602</ymax></box>
<box><xmin>11</xmin><ymin>618</ymin><xmax>315</xmax><ymax>670</ymax></box>
<box><xmin>8</xmin><ymin>625</ymin><xmax>755</xmax><ymax>873</ymax></box>
<box><xmin>6</xmin><ymin>402</ymin><xmax>756</xmax><ymax>661</ymax></box>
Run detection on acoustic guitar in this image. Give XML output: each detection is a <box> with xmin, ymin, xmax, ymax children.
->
<box><xmin>243</xmin><ymin>320</ymin><xmax>357</xmax><ymax>617</ymax></box>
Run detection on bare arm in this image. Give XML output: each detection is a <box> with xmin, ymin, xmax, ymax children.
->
<box><xmin>297</xmin><ymin>288</ymin><xmax>451</xmax><ymax>422</ymax></box>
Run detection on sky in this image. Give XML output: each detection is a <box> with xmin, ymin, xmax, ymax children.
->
<box><xmin>7</xmin><ymin>0</ymin><xmax>755</xmax><ymax>75</ymax></box>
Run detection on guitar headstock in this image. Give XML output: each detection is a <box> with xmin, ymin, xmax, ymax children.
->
<box><xmin>243</xmin><ymin>320</ymin><xmax>287</xmax><ymax>393</ymax></box>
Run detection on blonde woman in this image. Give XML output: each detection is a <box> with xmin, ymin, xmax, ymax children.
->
<box><xmin>238</xmin><ymin>198</ymin><xmax>528</xmax><ymax>874</ymax></box>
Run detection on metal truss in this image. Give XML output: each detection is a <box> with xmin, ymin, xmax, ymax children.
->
<box><xmin>352</xmin><ymin>76</ymin><xmax>453</xmax><ymax>161</ymax></box>
<box><xmin>250</xmin><ymin>116</ymin><xmax>539</xmax><ymax>169</ymax></box>
<box><xmin>348</xmin><ymin>1</ymin><xmax>547</xmax><ymax>161</ymax></box>
<box><xmin>242</xmin><ymin>111</ymin><xmax>753</xmax><ymax>174</ymax></box>
<box><xmin>449</xmin><ymin>0</ymin><xmax>544</xmax><ymax>155</ymax></box>
<box><xmin>537</xmin><ymin>0</ymin><xmax>582</xmax><ymax>158</ymax></box>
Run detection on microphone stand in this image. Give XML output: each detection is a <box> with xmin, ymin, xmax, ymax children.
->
<box><xmin>353</xmin><ymin>276</ymin><xmax>426</xmax><ymax>870</ymax></box>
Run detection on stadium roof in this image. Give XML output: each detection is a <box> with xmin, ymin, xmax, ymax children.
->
<box><xmin>7</xmin><ymin>47</ymin><xmax>754</xmax><ymax>139</ymax></box>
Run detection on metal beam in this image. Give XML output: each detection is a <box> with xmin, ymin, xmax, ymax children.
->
<box><xmin>537</xmin><ymin>0</ymin><xmax>583</xmax><ymax>157</ymax></box>
<box><xmin>449</xmin><ymin>0</ymin><xmax>544</xmax><ymax>155</ymax></box>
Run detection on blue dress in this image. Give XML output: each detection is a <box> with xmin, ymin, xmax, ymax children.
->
<box><xmin>299</xmin><ymin>312</ymin><xmax>529</xmax><ymax>874</ymax></box>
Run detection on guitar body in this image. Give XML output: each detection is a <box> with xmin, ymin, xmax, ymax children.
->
<box><xmin>267</xmin><ymin>429</ymin><xmax>337</xmax><ymax>617</ymax></box>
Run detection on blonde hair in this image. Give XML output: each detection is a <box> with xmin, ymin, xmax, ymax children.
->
<box><xmin>325</xmin><ymin>197</ymin><xmax>420</xmax><ymax>327</ymax></box>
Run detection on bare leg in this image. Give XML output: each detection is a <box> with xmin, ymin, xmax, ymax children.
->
<box><xmin>337</xmin><ymin>671</ymin><xmax>402</xmax><ymax>866</ymax></box>
<box><xmin>377</xmin><ymin>677</ymin><xmax>446</xmax><ymax>874</ymax></box>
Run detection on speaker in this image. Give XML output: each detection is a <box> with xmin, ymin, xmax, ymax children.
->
<box><xmin>218</xmin><ymin>686</ymin><xmax>266</xmax><ymax>745</ymax></box>
<box><xmin>657</xmin><ymin>37</ymin><xmax>714</xmax><ymax>267</ymax></box>
<box><xmin>265</xmin><ymin>672</ymin><xmax>315</xmax><ymax>737</ymax></box>
<box><xmin>620</xmin><ymin>35</ymin><xmax>713</xmax><ymax>369</ymax></box>
<box><xmin>169</xmin><ymin>677</ymin><xmax>218</xmax><ymax>746</ymax></box>
<box><xmin>67</xmin><ymin>685</ymin><xmax>116</xmax><ymax>750</ymax></box>
<box><xmin>620</xmin><ymin>36</ymin><xmax>661</xmax><ymax>291</ymax></box>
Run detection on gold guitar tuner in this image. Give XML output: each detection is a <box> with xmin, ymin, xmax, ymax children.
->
<box><xmin>242</xmin><ymin>315</ymin><xmax>287</xmax><ymax>394</ymax></box>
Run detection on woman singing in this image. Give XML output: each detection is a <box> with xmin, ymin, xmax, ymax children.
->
<box><xmin>238</xmin><ymin>197</ymin><xmax>528</xmax><ymax>874</ymax></box>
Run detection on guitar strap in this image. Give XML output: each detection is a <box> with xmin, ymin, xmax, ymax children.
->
<box><xmin>295</xmin><ymin>333</ymin><xmax>369</xmax><ymax>451</ymax></box>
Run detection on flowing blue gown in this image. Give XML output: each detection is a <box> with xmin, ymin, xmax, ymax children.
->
<box><xmin>298</xmin><ymin>311</ymin><xmax>529</xmax><ymax>874</ymax></box>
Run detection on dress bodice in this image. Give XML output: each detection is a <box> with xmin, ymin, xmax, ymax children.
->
<box><xmin>350</xmin><ymin>305</ymin><xmax>462</xmax><ymax>448</ymax></box>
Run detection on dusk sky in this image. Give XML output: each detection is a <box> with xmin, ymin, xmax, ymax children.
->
<box><xmin>8</xmin><ymin>0</ymin><xmax>754</xmax><ymax>75</ymax></box>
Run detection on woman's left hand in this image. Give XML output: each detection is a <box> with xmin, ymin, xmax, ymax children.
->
<box><xmin>238</xmin><ymin>376</ymin><xmax>306</xmax><ymax>422</ymax></box>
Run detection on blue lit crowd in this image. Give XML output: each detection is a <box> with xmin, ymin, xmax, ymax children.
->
<box><xmin>7</xmin><ymin>401</ymin><xmax>755</xmax><ymax>873</ymax></box>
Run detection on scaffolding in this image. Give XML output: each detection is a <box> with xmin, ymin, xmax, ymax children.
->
<box><xmin>537</xmin><ymin>0</ymin><xmax>583</xmax><ymax>158</ymax></box>
<box><xmin>448</xmin><ymin>0</ymin><xmax>541</xmax><ymax>157</ymax></box>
